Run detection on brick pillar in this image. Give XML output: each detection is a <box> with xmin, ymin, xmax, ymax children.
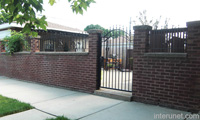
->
<box><xmin>132</xmin><ymin>25</ymin><xmax>152</xmax><ymax>102</ymax></box>
<box><xmin>87</xmin><ymin>30</ymin><xmax>102</xmax><ymax>90</ymax></box>
<box><xmin>133</xmin><ymin>25</ymin><xmax>152</xmax><ymax>54</ymax></box>
<box><xmin>187</xmin><ymin>21</ymin><xmax>200</xmax><ymax>111</ymax></box>
<box><xmin>31</xmin><ymin>37</ymin><xmax>40</xmax><ymax>53</ymax></box>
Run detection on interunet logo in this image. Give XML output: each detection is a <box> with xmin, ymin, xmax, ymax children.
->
<box><xmin>154</xmin><ymin>113</ymin><xmax>199</xmax><ymax>119</ymax></box>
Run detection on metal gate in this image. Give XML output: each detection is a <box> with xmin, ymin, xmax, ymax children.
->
<box><xmin>100</xmin><ymin>27</ymin><xmax>133</xmax><ymax>92</ymax></box>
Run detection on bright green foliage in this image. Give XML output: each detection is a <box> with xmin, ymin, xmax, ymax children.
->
<box><xmin>0</xmin><ymin>0</ymin><xmax>95</xmax><ymax>36</ymax></box>
<box><xmin>1</xmin><ymin>31</ymin><xmax>30</xmax><ymax>55</ymax></box>
<box><xmin>0</xmin><ymin>0</ymin><xmax>47</xmax><ymax>36</ymax></box>
<box><xmin>0</xmin><ymin>95</ymin><xmax>33</xmax><ymax>117</ymax></box>
<box><xmin>0</xmin><ymin>11</ymin><xmax>9</xmax><ymax>24</ymax></box>
<box><xmin>49</xmin><ymin>0</ymin><xmax>56</xmax><ymax>5</ymax></box>
<box><xmin>68</xmin><ymin>0</ymin><xmax>96</xmax><ymax>14</ymax></box>
<box><xmin>46</xmin><ymin>116</ymin><xmax>70</xmax><ymax>120</ymax></box>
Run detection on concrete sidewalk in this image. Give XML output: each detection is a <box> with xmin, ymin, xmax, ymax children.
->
<box><xmin>0</xmin><ymin>76</ymin><xmax>199</xmax><ymax>120</ymax></box>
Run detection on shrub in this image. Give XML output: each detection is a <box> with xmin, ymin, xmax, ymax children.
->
<box><xmin>107</xmin><ymin>63</ymin><xmax>114</xmax><ymax>68</ymax></box>
<box><xmin>1</xmin><ymin>31</ymin><xmax>30</xmax><ymax>55</ymax></box>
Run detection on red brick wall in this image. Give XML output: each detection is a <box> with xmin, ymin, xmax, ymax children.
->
<box><xmin>132</xmin><ymin>22</ymin><xmax>200</xmax><ymax>112</ymax></box>
<box><xmin>0</xmin><ymin>30</ymin><xmax>102</xmax><ymax>93</ymax></box>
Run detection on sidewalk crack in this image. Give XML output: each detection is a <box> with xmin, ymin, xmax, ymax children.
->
<box><xmin>35</xmin><ymin>108</ymin><xmax>58</xmax><ymax>117</ymax></box>
<box><xmin>77</xmin><ymin>101</ymin><xmax>124</xmax><ymax>120</ymax></box>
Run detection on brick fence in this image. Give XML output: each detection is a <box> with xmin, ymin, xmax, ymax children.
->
<box><xmin>132</xmin><ymin>21</ymin><xmax>200</xmax><ymax>112</ymax></box>
<box><xmin>0</xmin><ymin>22</ymin><xmax>200</xmax><ymax>112</ymax></box>
<box><xmin>0</xmin><ymin>30</ymin><xmax>102</xmax><ymax>93</ymax></box>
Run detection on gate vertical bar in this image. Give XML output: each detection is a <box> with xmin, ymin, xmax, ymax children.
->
<box><xmin>122</xmin><ymin>26</ymin><xmax>125</xmax><ymax>90</ymax></box>
<box><xmin>97</xmin><ymin>32</ymin><xmax>102</xmax><ymax>90</ymax></box>
<box><xmin>111</xmin><ymin>27</ymin><xmax>114</xmax><ymax>89</ymax></box>
<box><xmin>125</xmin><ymin>27</ymin><xmax>128</xmax><ymax>90</ymax></box>
<box><xmin>129</xmin><ymin>23</ymin><xmax>131</xmax><ymax>91</ymax></box>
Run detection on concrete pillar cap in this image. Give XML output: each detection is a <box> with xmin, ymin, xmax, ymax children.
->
<box><xmin>187</xmin><ymin>20</ymin><xmax>200</xmax><ymax>27</ymax></box>
<box><xmin>133</xmin><ymin>25</ymin><xmax>152</xmax><ymax>30</ymax></box>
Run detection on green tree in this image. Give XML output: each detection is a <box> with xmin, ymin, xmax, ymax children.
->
<box><xmin>0</xmin><ymin>0</ymin><xmax>95</xmax><ymax>36</ymax></box>
<box><xmin>133</xmin><ymin>10</ymin><xmax>170</xmax><ymax>29</ymax></box>
<box><xmin>84</xmin><ymin>24</ymin><xmax>106</xmax><ymax>31</ymax></box>
<box><xmin>84</xmin><ymin>24</ymin><xmax>125</xmax><ymax>38</ymax></box>
<box><xmin>84</xmin><ymin>24</ymin><xmax>107</xmax><ymax>35</ymax></box>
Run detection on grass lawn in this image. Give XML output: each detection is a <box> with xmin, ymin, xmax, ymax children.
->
<box><xmin>46</xmin><ymin>116</ymin><xmax>71</xmax><ymax>120</ymax></box>
<box><xmin>0</xmin><ymin>95</ymin><xmax>33</xmax><ymax>117</ymax></box>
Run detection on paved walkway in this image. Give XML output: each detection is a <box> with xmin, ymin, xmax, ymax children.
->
<box><xmin>0</xmin><ymin>76</ymin><xmax>199</xmax><ymax>120</ymax></box>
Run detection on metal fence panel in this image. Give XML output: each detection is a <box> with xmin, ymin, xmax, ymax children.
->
<box><xmin>150</xmin><ymin>28</ymin><xmax>188</xmax><ymax>53</ymax></box>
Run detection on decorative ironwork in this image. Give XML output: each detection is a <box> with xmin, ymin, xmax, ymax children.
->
<box><xmin>101</xmin><ymin>26</ymin><xmax>133</xmax><ymax>92</ymax></box>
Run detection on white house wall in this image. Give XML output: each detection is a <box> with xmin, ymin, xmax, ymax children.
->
<box><xmin>0</xmin><ymin>30</ymin><xmax>11</xmax><ymax>40</ymax></box>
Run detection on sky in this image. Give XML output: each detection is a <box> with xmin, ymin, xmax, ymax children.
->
<box><xmin>42</xmin><ymin>0</ymin><xmax>200</xmax><ymax>30</ymax></box>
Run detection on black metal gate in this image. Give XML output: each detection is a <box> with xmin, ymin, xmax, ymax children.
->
<box><xmin>100</xmin><ymin>27</ymin><xmax>133</xmax><ymax>92</ymax></box>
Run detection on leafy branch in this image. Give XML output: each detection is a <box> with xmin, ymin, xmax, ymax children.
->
<box><xmin>0</xmin><ymin>0</ymin><xmax>95</xmax><ymax>37</ymax></box>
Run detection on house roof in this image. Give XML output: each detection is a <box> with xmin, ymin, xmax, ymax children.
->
<box><xmin>0</xmin><ymin>21</ymin><xmax>86</xmax><ymax>34</ymax></box>
<box><xmin>46</xmin><ymin>22</ymin><xmax>84</xmax><ymax>33</ymax></box>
